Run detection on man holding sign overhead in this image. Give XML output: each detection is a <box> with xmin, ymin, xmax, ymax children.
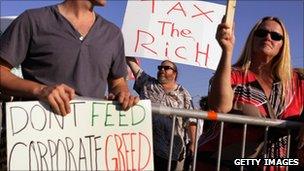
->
<box><xmin>126</xmin><ymin>57</ymin><xmax>197</xmax><ymax>171</ymax></box>
<box><xmin>0</xmin><ymin>0</ymin><xmax>139</xmax><ymax>116</ymax></box>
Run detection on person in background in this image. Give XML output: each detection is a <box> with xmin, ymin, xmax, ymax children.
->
<box><xmin>197</xmin><ymin>16</ymin><xmax>303</xmax><ymax>170</ymax></box>
<box><xmin>126</xmin><ymin>57</ymin><xmax>197</xmax><ymax>171</ymax></box>
<box><xmin>0</xmin><ymin>0</ymin><xmax>139</xmax><ymax>116</ymax></box>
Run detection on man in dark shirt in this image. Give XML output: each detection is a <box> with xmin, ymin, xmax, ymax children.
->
<box><xmin>0</xmin><ymin>0</ymin><xmax>139</xmax><ymax>115</ymax></box>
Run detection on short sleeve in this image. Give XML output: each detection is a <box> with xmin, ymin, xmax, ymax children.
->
<box><xmin>0</xmin><ymin>11</ymin><xmax>32</xmax><ymax>67</ymax></box>
<box><xmin>208</xmin><ymin>67</ymin><xmax>238</xmax><ymax>93</ymax></box>
<box><xmin>183</xmin><ymin>88</ymin><xmax>193</xmax><ymax>110</ymax></box>
<box><xmin>231</xmin><ymin>67</ymin><xmax>239</xmax><ymax>85</ymax></box>
<box><xmin>109</xmin><ymin>31</ymin><xmax>127</xmax><ymax>79</ymax></box>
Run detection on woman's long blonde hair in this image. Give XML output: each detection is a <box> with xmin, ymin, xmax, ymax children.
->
<box><xmin>233</xmin><ymin>16</ymin><xmax>293</xmax><ymax>101</ymax></box>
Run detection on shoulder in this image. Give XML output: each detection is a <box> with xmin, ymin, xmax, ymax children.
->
<box><xmin>24</xmin><ymin>5</ymin><xmax>54</xmax><ymax>18</ymax></box>
<box><xmin>230</xmin><ymin>67</ymin><xmax>255</xmax><ymax>84</ymax></box>
<box><xmin>231</xmin><ymin>67</ymin><xmax>245</xmax><ymax>75</ymax></box>
<box><xmin>13</xmin><ymin>6</ymin><xmax>55</xmax><ymax>28</ymax></box>
<box><xmin>95</xmin><ymin>14</ymin><xmax>122</xmax><ymax>36</ymax></box>
<box><xmin>177</xmin><ymin>85</ymin><xmax>191</xmax><ymax>97</ymax></box>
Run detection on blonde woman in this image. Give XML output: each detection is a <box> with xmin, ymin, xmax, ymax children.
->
<box><xmin>197</xmin><ymin>17</ymin><xmax>303</xmax><ymax>170</ymax></box>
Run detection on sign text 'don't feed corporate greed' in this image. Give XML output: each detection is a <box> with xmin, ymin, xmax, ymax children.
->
<box><xmin>122</xmin><ymin>0</ymin><xmax>225</xmax><ymax>70</ymax></box>
<box><xmin>6</xmin><ymin>100</ymin><xmax>153</xmax><ymax>171</ymax></box>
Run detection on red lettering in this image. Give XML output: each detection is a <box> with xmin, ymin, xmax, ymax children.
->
<box><xmin>170</xmin><ymin>23</ymin><xmax>180</xmax><ymax>37</ymax></box>
<box><xmin>121</xmin><ymin>133</ymin><xmax>129</xmax><ymax>171</ymax></box>
<box><xmin>167</xmin><ymin>2</ymin><xmax>186</xmax><ymax>17</ymax></box>
<box><xmin>105</xmin><ymin>135</ymin><xmax>112</xmax><ymax>171</ymax></box>
<box><xmin>138</xmin><ymin>132</ymin><xmax>151</xmax><ymax>170</ymax></box>
<box><xmin>158</xmin><ymin>21</ymin><xmax>172</xmax><ymax>36</ymax></box>
<box><xmin>105</xmin><ymin>132</ymin><xmax>152</xmax><ymax>171</ymax></box>
<box><xmin>130</xmin><ymin>133</ymin><xmax>136</xmax><ymax>171</ymax></box>
<box><xmin>180</xmin><ymin>29</ymin><xmax>195</xmax><ymax>41</ymax></box>
<box><xmin>191</xmin><ymin>4</ymin><xmax>214</xmax><ymax>23</ymax></box>
<box><xmin>175</xmin><ymin>46</ymin><xmax>187</xmax><ymax>60</ymax></box>
<box><xmin>165</xmin><ymin>42</ymin><xmax>169</xmax><ymax>59</ymax></box>
<box><xmin>114</xmin><ymin>134</ymin><xmax>125</xmax><ymax>170</ymax></box>
<box><xmin>135</xmin><ymin>30</ymin><xmax>157</xmax><ymax>55</ymax></box>
<box><xmin>141</xmin><ymin>0</ymin><xmax>155</xmax><ymax>13</ymax></box>
<box><xmin>195</xmin><ymin>43</ymin><xmax>210</xmax><ymax>66</ymax></box>
<box><xmin>158</xmin><ymin>21</ymin><xmax>194</xmax><ymax>40</ymax></box>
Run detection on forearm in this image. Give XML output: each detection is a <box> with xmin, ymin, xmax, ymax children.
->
<box><xmin>0</xmin><ymin>66</ymin><xmax>45</xmax><ymax>99</ymax></box>
<box><xmin>126</xmin><ymin>57</ymin><xmax>141</xmax><ymax>78</ymax></box>
<box><xmin>188</xmin><ymin>122</ymin><xmax>197</xmax><ymax>143</ymax></box>
<box><xmin>208</xmin><ymin>50</ymin><xmax>234</xmax><ymax>113</ymax></box>
<box><xmin>108</xmin><ymin>77</ymin><xmax>129</xmax><ymax>95</ymax></box>
<box><xmin>108</xmin><ymin>77</ymin><xmax>139</xmax><ymax>110</ymax></box>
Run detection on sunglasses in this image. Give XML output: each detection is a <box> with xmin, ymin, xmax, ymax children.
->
<box><xmin>254</xmin><ymin>29</ymin><xmax>283</xmax><ymax>41</ymax></box>
<box><xmin>157</xmin><ymin>65</ymin><xmax>175</xmax><ymax>71</ymax></box>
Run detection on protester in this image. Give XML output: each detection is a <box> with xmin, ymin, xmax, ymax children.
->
<box><xmin>197</xmin><ymin>16</ymin><xmax>304</xmax><ymax>170</ymax></box>
<box><xmin>126</xmin><ymin>57</ymin><xmax>197</xmax><ymax>171</ymax></box>
<box><xmin>0</xmin><ymin>0</ymin><xmax>139</xmax><ymax>116</ymax></box>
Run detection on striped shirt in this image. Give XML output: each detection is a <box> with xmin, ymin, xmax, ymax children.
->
<box><xmin>198</xmin><ymin>68</ymin><xmax>303</xmax><ymax>162</ymax></box>
<box><xmin>134</xmin><ymin>69</ymin><xmax>194</xmax><ymax>161</ymax></box>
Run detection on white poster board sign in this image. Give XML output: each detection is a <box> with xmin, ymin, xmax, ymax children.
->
<box><xmin>6</xmin><ymin>100</ymin><xmax>153</xmax><ymax>170</ymax></box>
<box><xmin>122</xmin><ymin>0</ymin><xmax>226</xmax><ymax>70</ymax></box>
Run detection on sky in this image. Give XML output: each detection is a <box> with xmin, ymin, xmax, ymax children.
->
<box><xmin>1</xmin><ymin>0</ymin><xmax>303</xmax><ymax>108</ymax></box>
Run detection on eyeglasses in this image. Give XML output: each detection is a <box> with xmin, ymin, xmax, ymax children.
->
<box><xmin>254</xmin><ymin>29</ymin><xmax>283</xmax><ymax>41</ymax></box>
<box><xmin>157</xmin><ymin>65</ymin><xmax>175</xmax><ymax>71</ymax></box>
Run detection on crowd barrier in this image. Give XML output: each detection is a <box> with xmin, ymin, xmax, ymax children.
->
<box><xmin>0</xmin><ymin>101</ymin><xmax>303</xmax><ymax>170</ymax></box>
<box><xmin>152</xmin><ymin>104</ymin><xmax>304</xmax><ymax>171</ymax></box>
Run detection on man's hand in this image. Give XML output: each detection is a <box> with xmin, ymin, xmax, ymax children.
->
<box><xmin>107</xmin><ymin>91</ymin><xmax>139</xmax><ymax>110</ymax></box>
<box><xmin>108</xmin><ymin>77</ymin><xmax>139</xmax><ymax>110</ymax></box>
<box><xmin>36</xmin><ymin>84</ymin><xmax>75</xmax><ymax>116</ymax></box>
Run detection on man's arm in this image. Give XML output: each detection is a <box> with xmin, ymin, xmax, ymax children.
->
<box><xmin>108</xmin><ymin>77</ymin><xmax>139</xmax><ymax>110</ymax></box>
<box><xmin>126</xmin><ymin>57</ymin><xmax>141</xmax><ymax>78</ymax></box>
<box><xmin>0</xmin><ymin>58</ymin><xmax>75</xmax><ymax>116</ymax></box>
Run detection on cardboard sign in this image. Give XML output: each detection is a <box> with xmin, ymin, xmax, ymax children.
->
<box><xmin>122</xmin><ymin>0</ymin><xmax>225</xmax><ymax>70</ymax></box>
<box><xmin>225</xmin><ymin>0</ymin><xmax>236</xmax><ymax>34</ymax></box>
<box><xmin>6</xmin><ymin>100</ymin><xmax>153</xmax><ymax>170</ymax></box>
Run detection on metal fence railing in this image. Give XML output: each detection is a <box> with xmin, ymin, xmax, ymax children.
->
<box><xmin>151</xmin><ymin>104</ymin><xmax>304</xmax><ymax>171</ymax></box>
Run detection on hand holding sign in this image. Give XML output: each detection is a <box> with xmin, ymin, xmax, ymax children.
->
<box><xmin>216</xmin><ymin>0</ymin><xmax>236</xmax><ymax>52</ymax></box>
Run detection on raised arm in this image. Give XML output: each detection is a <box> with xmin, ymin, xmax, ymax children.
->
<box><xmin>126</xmin><ymin>57</ymin><xmax>141</xmax><ymax>78</ymax></box>
<box><xmin>0</xmin><ymin>58</ymin><xmax>75</xmax><ymax>116</ymax></box>
<box><xmin>208</xmin><ymin>23</ymin><xmax>235</xmax><ymax>113</ymax></box>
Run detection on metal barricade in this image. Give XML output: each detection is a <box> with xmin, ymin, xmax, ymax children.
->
<box><xmin>152</xmin><ymin>104</ymin><xmax>303</xmax><ymax>171</ymax></box>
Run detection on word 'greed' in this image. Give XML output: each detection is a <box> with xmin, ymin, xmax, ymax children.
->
<box><xmin>133</xmin><ymin>2</ymin><xmax>217</xmax><ymax>66</ymax></box>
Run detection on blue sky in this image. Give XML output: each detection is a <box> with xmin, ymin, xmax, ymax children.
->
<box><xmin>1</xmin><ymin>0</ymin><xmax>303</xmax><ymax>107</ymax></box>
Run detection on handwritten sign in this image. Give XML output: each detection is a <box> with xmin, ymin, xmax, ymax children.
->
<box><xmin>6</xmin><ymin>100</ymin><xmax>153</xmax><ymax>170</ymax></box>
<box><xmin>122</xmin><ymin>0</ymin><xmax>226</xmax><ymax>70</ymax></box>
